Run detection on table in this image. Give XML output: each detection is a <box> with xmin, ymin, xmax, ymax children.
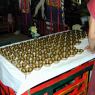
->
<box><xmin>0</xmin><ymin>35</ymin><xmax>95</xmax><ymax>95</ymax></box>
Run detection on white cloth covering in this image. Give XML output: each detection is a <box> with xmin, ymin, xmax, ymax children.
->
<box><xmin>0</xmin><ymin>38</ymin><xmax>95</xmax><ymax>95</ymax></box>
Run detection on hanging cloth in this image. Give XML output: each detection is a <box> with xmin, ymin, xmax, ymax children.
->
<box><xmin>19</xmin><ymin>0</ymin><xmax>31</xmax><ymax>33</ymax></box>
<box><xmin>57</xmin><ymin>0</ymin><xmax>60</xmax><ymax>32</ymax></box>
<box><xmin>49</xmin><ymin>0</ymin><xmax>53</xmax><ymax>32</ymax></box>
<box><xmin>61</xmin><ymin>0</ymin><xmax>65</xmax><ymax>24</ymax></box>
<box><xmin>61</xmin><ymin>0</ymin><xmax>66</xmax><ymax>31</ymax></box>
<box><xmin>19</xmin><ymin>0</ymin><xmax>31</xmax><ymax>13</ymax></box>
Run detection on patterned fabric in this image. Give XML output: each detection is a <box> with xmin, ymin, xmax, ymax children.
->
<box><xmin>19</xmin><ymin>0</ymin><xmax>31</xmax><ymax>13</ymax></box>
<box><xmin>87</xmin><ymin>0</ymin><xmax>95</xmax><ymax>18</ymax></box>
<box><xmin>61</xmin><ymin>0</ymin><xmax>65</xmax><ymax>24</ymax></box>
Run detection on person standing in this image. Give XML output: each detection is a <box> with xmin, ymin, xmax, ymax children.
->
<box><xmin>87</xmin><ymin>0</ymin><xmax>95</xmax><ymax>95</ymax></box>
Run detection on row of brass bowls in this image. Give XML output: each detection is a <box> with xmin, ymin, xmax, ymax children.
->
<box><xmin>0</xmin><ymin>30</ymin><xmax>87</xmax><ymax>74</ymax></box>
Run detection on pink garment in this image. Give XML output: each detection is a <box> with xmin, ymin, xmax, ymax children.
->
<box><xmin>87</xmin><ymin>1</ymin><xmax>95</xmax><ymax>95</ymax></box>
<box><xmin>87</xmin><ymin>0</ymin><xmax>95</xmax><ymax>18</ymax></box>
<box><xmin>88</xmin><ymin>64</ymin><xmax>95</xmax><ymax>95</ymax></box>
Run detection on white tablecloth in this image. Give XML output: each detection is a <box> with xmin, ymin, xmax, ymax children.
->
<box><xmin>0</xmin><ymin>38</ymin><xmax>95</xmax><ymax>95</ymax></box>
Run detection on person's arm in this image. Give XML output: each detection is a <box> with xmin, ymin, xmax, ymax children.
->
<box><xmin>87</xmin><ymin>16</ymin><xmax>95</xmax><ymax>52</ymax></box>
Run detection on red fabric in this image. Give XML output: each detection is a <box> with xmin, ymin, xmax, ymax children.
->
<box><xmin>88</xmin><ymin>64</ymin><xmax>95</xmax><ymax>95</ymax></box>
<box><xmin>87</xmin><ymin>0</ymin><xmax>95</xmax><ymax>18</ymax></box>
<box><xmin>87</xmin><ymin>1</ymin><xmax>95</xmax><ymax>94</ymax></box>
<box><xmin>0</xmin><ymin>81</ymin><xmax>15</xmax><ymax>95</ymax></box>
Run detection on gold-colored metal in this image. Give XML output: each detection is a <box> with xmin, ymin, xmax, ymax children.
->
<box><xmin>0</xmin><ymin>31</ymin><xmax>87</xmax><ymax>73</ymax></box>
